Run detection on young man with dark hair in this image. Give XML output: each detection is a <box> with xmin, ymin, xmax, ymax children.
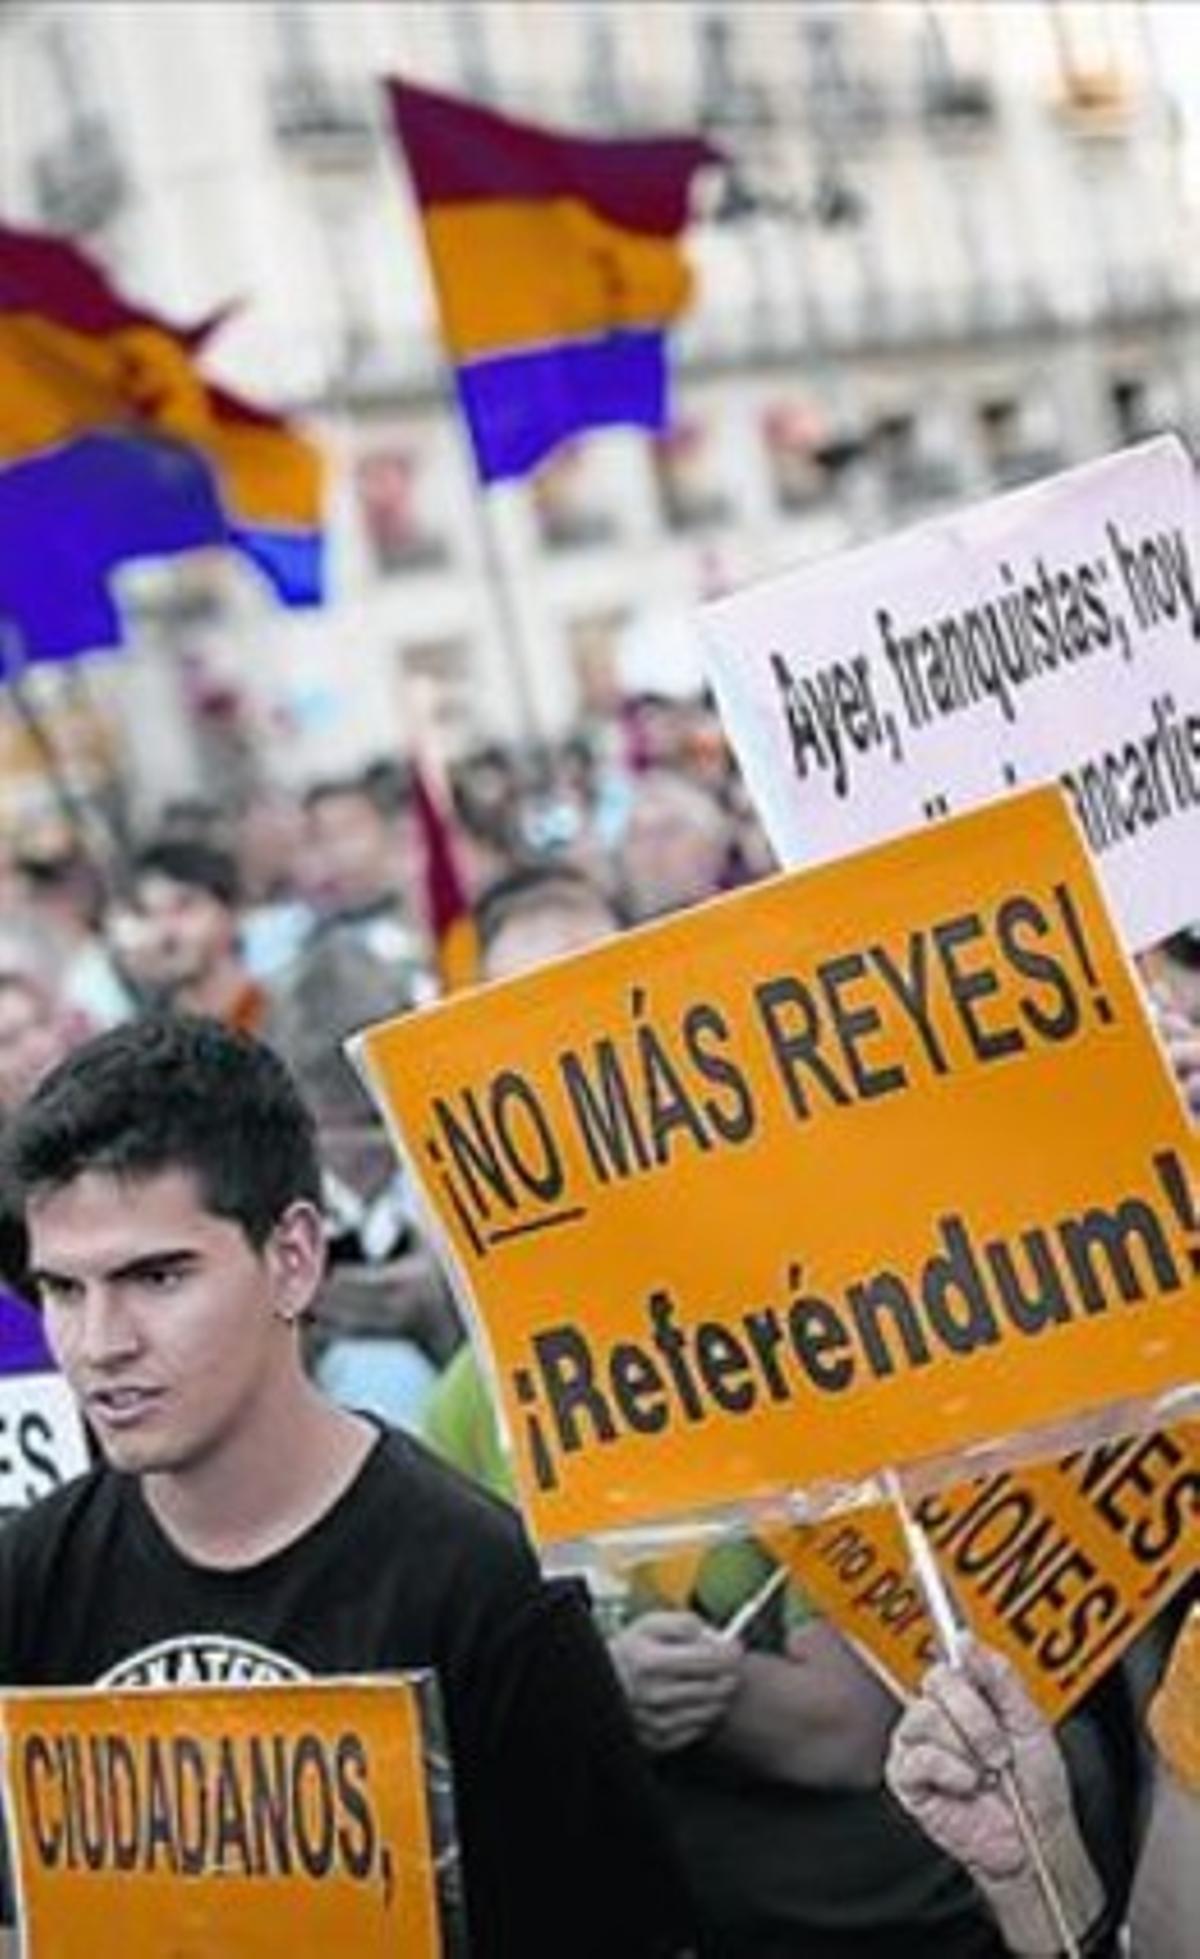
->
<box><xmin>129</xmin><ymin>836</ymin><xmax>268</xmax><ymax>1033</ymax></box>
<box><xmin>301</xmin><ymin>776</ymin><xmax>425</xmax><ymax>976</ymax></box>
<box><xmin>0</xmin><ymin>1016</ymin><xmax>693</xmax><ymax>1958</ymax></box>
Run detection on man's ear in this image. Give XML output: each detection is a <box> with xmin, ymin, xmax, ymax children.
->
<box><xmin>265</xmin><ymin>1200</ymin><xmax>326</xmax><ymax>1324</ymax></box>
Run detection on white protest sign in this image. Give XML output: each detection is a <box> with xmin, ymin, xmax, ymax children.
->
<box><xmin>700</xmin><ymin>435</ymin><xmax>1200</xmax><ymax>952</ymax></box>
<box><xmin>0</xmin><ymin>1374</ymin><xmax>88</xmax><ymax>1518</ymax></box>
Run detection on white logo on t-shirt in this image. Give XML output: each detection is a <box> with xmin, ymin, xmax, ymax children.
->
<box><xmin>99</xmin><ymin>1634</ymin><xmax>308</xmax><ymax>1689</ymax></box>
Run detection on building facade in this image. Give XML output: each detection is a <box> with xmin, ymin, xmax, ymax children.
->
<box><xmin>0</xmin><ymin>0</ymin><xmax>1197</xmax><ymax>816</ymax></box>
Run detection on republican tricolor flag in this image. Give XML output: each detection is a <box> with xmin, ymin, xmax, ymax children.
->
<box><xmin>0</xmin><ymin>223</ymin><xmax>324</xmax><ymax>662</ymax></box>
<box><xmin>386</xmin><ymin>78</ymin><xmax>718</xmax><ymax>484</ymax></box>
<box><xmin>411</xmin><ymin>760</ymin><xmax>479</xmax><ymax>995</ymax></box>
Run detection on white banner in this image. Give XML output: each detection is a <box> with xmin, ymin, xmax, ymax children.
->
<box><xmin>700</xmin><ymin>435</ymin><xmax>1200</xmax><ymax>952</ymax></box>
<box><xmin>0</xmin><ymin>1374</ymin><xmax>89</xmax><ymax>1517</ymax></box>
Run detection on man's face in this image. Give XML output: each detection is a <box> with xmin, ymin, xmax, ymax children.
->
<box><xmin>0</xmin><ymin>980</ymin><xmax>72</xmax><ymax>1111</ymax></box>
<box><xmin>304</xmin><ymin>793</ymin><xmax>394</xmax><ymax>912</ymax></box>
<box><xmin>133</xmin><ymin>873</ymin><xmax>237</xmax><ymax>994</ymax></box>
<box><xmin>617</xmin><ymin>777</ymin><xmax>728</xmax><ymax>920</ymax></box>
<box><xmin>484</xmin><ymin>896</ymin><xmax>617</xmax><ymax>982</ymax></box>
<box><xmin>27</xmin><ymin>1169</ymin><xmax>319</xmax><ymax>1479</ymax></box>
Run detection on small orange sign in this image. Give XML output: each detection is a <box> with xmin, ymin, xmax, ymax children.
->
<box><xmin>358</xmin><ymin>787</ymin><xmax>1200</xmax><ymax>1550</ymax></box>
<box><xmin>775</xmin><ymin>1422</ymin><xmax>1198</xmax><ymax>1720</ymax></box>
<box><xmin>0</xmin><ymin>1677</ymin><xmax>445</xmax><ymax>1958</ymax></box>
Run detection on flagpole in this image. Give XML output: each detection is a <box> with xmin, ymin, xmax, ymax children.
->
<box><xmin>61</xmin><ymin>661</ymin><xmax>132</xmax><ymax>856</ymax></box>
<box><xmin>384</xmin><ymin>77</ymin><xmax>718</xmax><ymax>756</ymax></box>
<box><xmin>450</xmin><ymin>419</ymin><xmax>545</xmax><ymax>752</ymax></box>
<box><xmin>0</xmin><ymin>621</ymin><xmax>121</xmax><ymax>889</ymax></box>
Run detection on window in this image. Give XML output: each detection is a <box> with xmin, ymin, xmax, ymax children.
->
<box><xmin>31</xmin><ymin>18</ymin><xmax>125</xmax><ymax>232</ymax></box>
<box><xmin>762</xmin><ymin>401</ymin><xmax>831</xmax><ymax>513</ymax></box>
<box><xmin>920</xmin><ymin>3</ymin><xmax>997</xmax><ymax>129</ymax></box>
<box><xmin>581</xmin><ymin>9</ymin><xmax>623</xmax><ymax>126</ymax></box>
<box><xmin>450</xmin><ymin>2</ymin><xmax>496</xmax><ymax>102</ymax></box>
<box><xmin>355</xmin><ymin>449</ymin><xmax>447</xmax><ymax>575</ymax></box>
<box><xmin>399</xmin><ymin>639</ymin><xmax>477</xmax><ymax>758</ymax></box>
<box><xmin>696</xmin><ymin>9</ymin><xmax>768</xmax><ymax>128</ymax></box>
<box><xmin>870</xmin><ymin>411</ymin><xmax>962</xmax><ymax>508</ymax></box>
<box><xmin>1049</xmin><ymin>0</ymin><xmax>1131</xmax><ymax>126</ymax></box>
<box><xmin>976</xmin><ymin>392</ymin><xmax>1063</xmax><ymax>488</ymax></box>
<box><xmin>652</xmin><ymin>420</ymin><xmax>732</xmax><ymax>532</ymax></box>
<box><xmin>568</xmin><ymin>612</ymin><xmax>626</xmax><ymax>716</ymax></box>
<box><xmin>267</xmin><ymin>3</ymin><xmax>373</xmax><ymax>159</ymax></box>
<box><xmin>530</xmin><ymin>449</ymin><xmax>616</xmax><ymax>551</ymax></box>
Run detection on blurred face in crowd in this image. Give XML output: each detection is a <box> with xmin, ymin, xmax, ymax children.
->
<box><xmin>617</xmin><ymin>771</ymin><xmax>730</xmax><ymax>921</ymax></box>
<box><xmin>1154</xmin><ymin>938</ymin><xmax>1200</xmax><ymax>1025</ymax></box>
<box><xmin>304</xmin><ymin>790</ymin><xmax>396</xmax><ymax>913</ymax></box>
<box><xmin>104</xmin><ymin>900</ymin><xmax>165</xmax><ymax>997</ymax></box>
<box><xmin>0</xmin><ymin>976</ymin><xmax>74</xmax><ymax>1111</ymax></box>
<box><xmin>133</xmin><ymin>873</ymin><xmax>238</xmax><ymax>996</ymax></box>
<box><xmin>15</xmin><ymin>850</ymin><xmax>105</xmax><ymax>944</ymax></box>
<box><xmin>235</xmin><ymin>791</ymin><xmax>305</xmax><ymax>905</ymax></box>
<box><xmin>624</xmin><ymin>698</ymin><xmax>692</xmax><ymax>771</ymax></box>
<box><xmin>683</xmin><ymin>704</ymin><xmax>734</xmax><ymax>794</ymax></box>
<box><xmin>28</xmin><ymin>1167</ymin><xmax>322</xmax><ymax>1480</ymax></box>
<box><xmin>484</xmin><ymin>891</ymin><xmax>618</xmax><ymax>982</ymax></box>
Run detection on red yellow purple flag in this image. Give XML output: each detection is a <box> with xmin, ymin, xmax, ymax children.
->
<box><xmin>411</xmin><ymin>761</ymin><xmax>479</xmax><ymax>993</ymax></box>
<box><xmin>385</xmin><ymin>78</ymin><xmax>718</xmax><ymax>483</ymax></box>
<box><xmin>0</xmin><ymin>223</ymin><xmax>324</xmax><ymax>661</ymax></box>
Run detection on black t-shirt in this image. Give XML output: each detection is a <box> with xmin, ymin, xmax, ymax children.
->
<box><xmin>0</xmin><ymin>1427</ymin><xmax>694</xmax><ymax>1957</ymax></box>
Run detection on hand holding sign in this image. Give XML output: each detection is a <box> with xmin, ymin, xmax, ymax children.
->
<box><xmin>609</xmin><ymin>1611</ymin><xmax>742</xmax><ymax>1753</ymax></box>
<box><xmin>887</xmin><ymin>1642</ymin><xmax>1106</xmax><ymax>1958</ymax></box>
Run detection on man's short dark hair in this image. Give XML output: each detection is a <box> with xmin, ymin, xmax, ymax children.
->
<box><xmin>0</xmin><ymin>1016</ymin><xmax>322</xmax><ymax>1251</ymax></box>
<box><xmin>473</xmin><ymin>862</ymin><xmax>626</xmax><ymax>956</ymax></box>
<box><xmin>1163</xmin><ymin>927</ymin><xmax>1200</xmax><ymax>971</ymax></box>
<box><xmin>302</xmin><ymin>774</ymin><xmax>388</xmax><ymax>819</ymax></box>
<box><xmin>132</xmin><ymin>836</ymin><xmax>241</xmax><ymax>911</ymax></box>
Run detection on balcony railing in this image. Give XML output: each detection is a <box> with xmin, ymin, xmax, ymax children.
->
<box><xmin>673</xmin><ymin>262</ymin><xmax>1188</xmax><ymax>376</ymax></box>
<box><xmin>921</xmin><ymin>75</ymin><xmax>999</xmax><ymax>136</ymax></box>
<box><xmin>1052</xmin><ymin>73</ymin><xmax>1137</xmax><ymax>141</ymax></box>
<box><xmin>698</xmin><ymin>79</ymin><xmax>776</xmax><ymax>133</ymax></box>
<box><xmin>268</xmin><ymin>70</ymin><xmax>375</xmax><ymax>169</ymax></box>
<box><xmin>804</xmin><ymin>75</ymin><xmax>891</xmax><ymax>144</ymax></box>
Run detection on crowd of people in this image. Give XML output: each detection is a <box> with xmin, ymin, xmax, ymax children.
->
<box><xmin>0</xmin><ymin>691</ymin><xmax>1194</xmax><ymax>1956</ymax></box>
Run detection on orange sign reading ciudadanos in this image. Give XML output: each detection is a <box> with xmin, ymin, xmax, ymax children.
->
<box><xmin>0</xmin><ymin>1677</ymin><xmax>446</xmax><ymax>1957</ymax></box>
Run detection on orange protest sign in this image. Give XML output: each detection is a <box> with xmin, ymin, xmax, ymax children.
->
<box><xmin>357</xmin><ymin>786</ymin><xmax>1200</xmax><ymax>1551</ymax></box>
<box><xmin>0</xmin><ymin>1677</ymin><xmax>445</xmax><ymax>1959</ymax></box>
<box><xmin>775</xmin><ymin>1423</ymin><xmax>1198</xmax><ymax>1721</ymax></box>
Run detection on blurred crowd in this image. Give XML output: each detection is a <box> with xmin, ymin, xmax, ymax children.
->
<box><xmin>0</xmin><ymin>694</ymin><xmax>776</xmax><ymax>1402</ymax></box>
<box><xmin>0</xmin><ymin>688</ymin><xmax>1196</xmax><ymax>1958</ymax></box>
